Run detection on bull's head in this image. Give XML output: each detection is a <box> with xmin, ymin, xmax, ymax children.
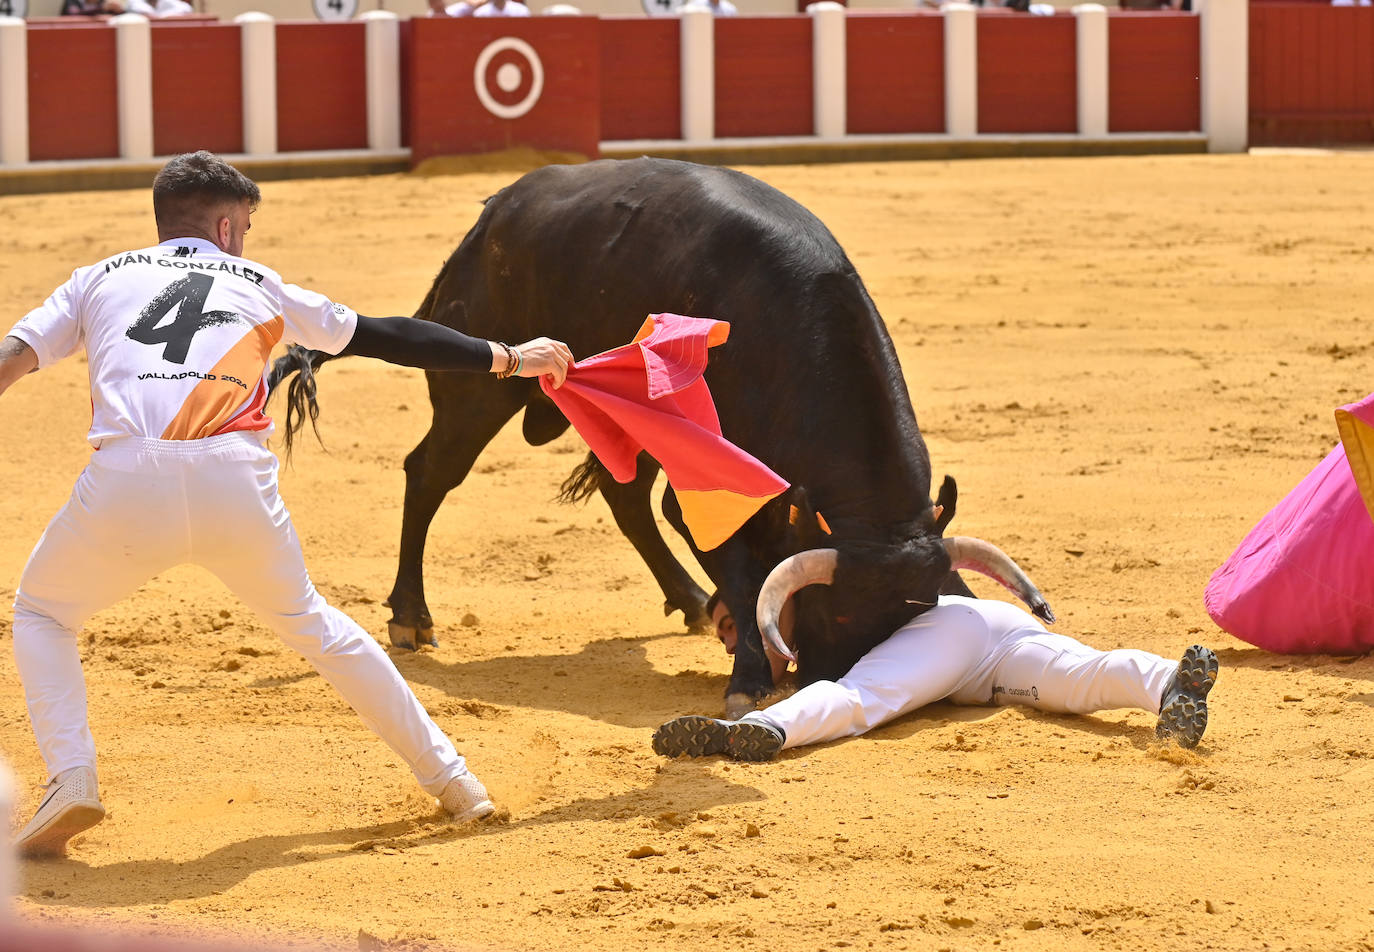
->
<box><xmin>754</xmin><ymin>517</ymin><xmax>1054</xmax><ymax>678</ymax></box>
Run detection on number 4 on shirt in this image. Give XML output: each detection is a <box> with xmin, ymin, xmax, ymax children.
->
<box><xmin>126</xmin><ymin>274</ymin><xmax>240</xmax><ymax>365</ymax></box>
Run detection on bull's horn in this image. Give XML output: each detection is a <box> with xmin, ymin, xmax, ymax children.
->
<box><xmin>944</xmin><ymin>536</ymin><xmax>1056</xmax><ymax>624</ymax></box>
<box><xmin>754</xmin><ymin>548</ymin><xmax>838</xmax><ymax>664</ymax></box>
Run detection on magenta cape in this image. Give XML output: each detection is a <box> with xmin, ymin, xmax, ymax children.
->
<box><xmin>1204</xmin><ymin>392</ymin><xmax>1374</xmax><ymax>653</ymax></box>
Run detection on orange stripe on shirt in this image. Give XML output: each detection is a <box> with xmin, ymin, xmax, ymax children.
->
<box><xmin>160</xmin><ymin>316</ymin><xmax>284</xmax><ymax>441</ymax></box>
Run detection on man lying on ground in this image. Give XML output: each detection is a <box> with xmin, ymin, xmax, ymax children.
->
<box><xmin>652</xmin><ymin>589</ymin><xmax>1219</xmax><ymax>761</ymax></box>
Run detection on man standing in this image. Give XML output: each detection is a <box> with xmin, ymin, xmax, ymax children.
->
<box><xmin>2</xmin><ymin>151</ymin><xmax>572</xmax><ymax>858</ymax></box>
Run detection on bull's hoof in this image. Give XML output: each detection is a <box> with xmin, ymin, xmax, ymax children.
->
<box><xmin>665</xmin><ymin>599</ymin><xmax>713</xmax><ymax>635</ymax></box>
<box><xmin>685</xmin><ymin>611</ymin><xmax>714</xmax><ymax>636</ymax></box>
<box><xmin>724</xmin><ymin>692</ymin><xmax>759</xmax><ymax>720</ymax></box>
<box><xmin>387</xmin><ymin>622</ymin><xmax>436</xmax><ymax>650</ymax></box>
<box><xmin>1031</xmin><ymin>599</ymin><xmax>1056</xmax><ymax>625</ymax></box>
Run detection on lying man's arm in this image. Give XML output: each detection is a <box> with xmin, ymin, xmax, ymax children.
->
<box><xmin>341</xmin><ymin>315</ymin><xmax>573</xmax><ymax>388</ymax></box>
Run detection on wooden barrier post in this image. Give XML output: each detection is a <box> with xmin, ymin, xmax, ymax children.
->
<box><xmin>1199</xmin><ymin>0</ymin><xmax>1247</xmax><ymax>152</ymax></box>
<box><xmin>680</xmin><ymin>5</ymin><xmax>713</xmax><ymax>142</ymax></box>
<box><xmin>113</xmin><ymin>13</ymin><xmax>154</xmax><ymax>160</ymax></box>
<box><xmin>0</xmin><ymin>17</ymin><xmax>26</xmax><ymax>165</ymax></box>
<box><xmin>943</xmin><ymin>2</ymin><xmax>976</xmax><ymax>137</ymax></box>
<box><xmin>237</xmin><ymin>12</ymin><xmax>277</xmax><ymax>156</ymax></box>
<box><xmin>809</xmin><ymin>1</ymin><xmax>846</xmax><ymax>138</ymax></box>
<box><xmin>361</xmin><ymin>10</ymin><xmax>401</xmax><ymax>152</ymax></box>
<box><xmin>1073</xmin><ymin>3</ymin><xmax>1107</xmax><ymax>137</ymax></box>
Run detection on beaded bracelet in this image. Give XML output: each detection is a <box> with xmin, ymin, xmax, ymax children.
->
<box><xmin>495</xmin><ymin>341</ymin><xmax>518</xmax><ymax>379</ymax></box>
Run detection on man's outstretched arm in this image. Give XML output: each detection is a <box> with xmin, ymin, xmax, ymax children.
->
<box><xmin>341</xmin><ymin>315</ymin><xmax>573</xmax><ymax>388</ymax></box>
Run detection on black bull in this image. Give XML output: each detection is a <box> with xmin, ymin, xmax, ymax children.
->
<box><xmin>269</xmin><ymin>157</ymin><xmax>1051</xmax><ymax>717</ymax></box>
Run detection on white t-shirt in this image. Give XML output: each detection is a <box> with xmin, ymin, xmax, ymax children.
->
<box><xmin>681</xmin><ymin>0</ymin><xmax>736</xmax><ymax>14</ymax></box>
<box><xmin>127</xmin><ymin>0</ymin><xmax>194</xmax><ymax>16</ymax></box>
<box><xmin>472</xmin><ymin>0</ymin><xmax>531</xmax><ymax>15</ymax></box>
<box><xmin>9</xmin><ymin>237</ymin><xmax>357</xmax><ymax>447</ymax></box>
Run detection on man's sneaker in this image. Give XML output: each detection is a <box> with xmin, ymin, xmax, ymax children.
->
<box><xmin>1156</xmin><ymin>645</ymin><xmax>1220</xmax><ymax>749</ymax></box>
<box><xmin>15</xmin><ymin>765</ymin><xmax>105</xmax><ymax>859</ymax></box>
<box><xmin>438</xmin><ymin>772</ymin><xmax>495</xmax><ymax>823</ymax></box>
<box><xmin>652</xmin><ymin>715</ymin><xmax>785</xmax><ymax>762</ymax></box>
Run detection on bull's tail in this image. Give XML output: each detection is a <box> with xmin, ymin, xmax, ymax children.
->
<box><xmin>558</xmin><ymin>452</ymin><xmax>607</xmax><ymax>504</ymax></box>
<box><xmin>267</xmin><ymin>345</ymin><xmax>341</xmax><ymax>460</ymax></box>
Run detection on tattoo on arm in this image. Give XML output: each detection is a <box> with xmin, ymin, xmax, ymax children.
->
<box><xmin>0</xmin><ymin>336</ymin><xmax>40</xmax><ymax>395</ymax></box>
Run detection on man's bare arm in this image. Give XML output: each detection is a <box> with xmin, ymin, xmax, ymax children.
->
<box><xmin>0</xmin><ymin>336</ymin><xmax>39</xmax><ymax>397</ymax></box>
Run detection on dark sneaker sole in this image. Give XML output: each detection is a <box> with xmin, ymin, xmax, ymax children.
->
<box><xmin>1156</xmin><ymin>645</ymin><xmax>1219</xmax><ymax>749</ymax></box>
<box><xmin>652</xmin><ymin>715</ymin><xmax>783</xmax><ymax>762</ymax></box>
<box><xmin>17</xmin><ymin>801</ymin><xmax>105</xmax><ymax>859</ymax></box>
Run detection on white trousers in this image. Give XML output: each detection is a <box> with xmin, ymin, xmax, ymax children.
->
<box><xmin>744</xmin><ymin>595</ymin><xmax>1178</xmax><ymax>750</ymax></box>
<box><xmin>12</xmin><ymin>433</ymin><xmax>467</xmax><ymax>796</ymax></box>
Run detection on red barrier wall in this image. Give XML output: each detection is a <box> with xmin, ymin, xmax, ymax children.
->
<box><xmin>408</xmin><ymin>17</ymin><xmax>601</xmax><ymax>163</ymax></box>
<box><xmin>846</xmin><ymin>13</ymin><xmax>944</xmax><ymax>134</ymax></box>
<box><xmin>276</xmin><ymin>22</ymin><xmax>368</xmax><ymax>152</ymax></box>
<box><xmin>26</xmin><ymin>25</ymin><xmax>120</xmax><ymax>161</ymax></box>
<box><xmin>1107</xmin><ymin>13</ymin><xmax>1199</xmax><ymax>132</ymax></box>
<box><xmin>977</xmin><ymin>14</ymin><xmax>1076</xmax><ymax>134</ymax></box>
<box><xmin>1250</xmin><ymin>4</ymin><xmax>1374</xmax><ymax>145</ymax></box>
<box><xmin>600</xmin><ymin>17</ymin><xmax>680</xmax><ymax>141</ymax></box>
<box><xmin>714</xmin><ymin>16</ymin><xmax>812</xmax><ymax>138</ymax></box>
<box><xmin>152</xmin><ymin>24</ymin><xmax>243</xmax><ymax>156</ymax></box>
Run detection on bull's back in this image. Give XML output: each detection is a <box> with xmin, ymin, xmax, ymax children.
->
<box><xmin>433</xmin><ymin>158</ymin><xmax>923</xmax><ymax>495</ymax></box>
<box><xmin>456</xmin><ymin>159</ymin><xmax>854</xmax><ymax>348</ymax></box>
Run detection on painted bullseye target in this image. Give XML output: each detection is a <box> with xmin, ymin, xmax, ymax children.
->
<box><xmin>473</xmin><ymin>37</ymin><xmax>544</xmax><ymax>120</ymax></box>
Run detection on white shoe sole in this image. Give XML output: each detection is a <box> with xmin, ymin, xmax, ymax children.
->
<box><xmin>17</xmin><ymin>800</ymin><xmax>105</xmax><ymax>859</ymax></box>
<box><xmin>449</xmin><ymin>798</ymin><xmax>495</xmax><ymax>824</ymax></box>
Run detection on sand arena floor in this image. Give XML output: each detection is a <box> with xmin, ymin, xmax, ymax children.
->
<box><xmin>0</xmin><ymin>150</ymin><xmax>1372</xmax><ymax>952</ymax></box>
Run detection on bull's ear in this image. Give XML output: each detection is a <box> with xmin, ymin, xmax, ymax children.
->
<box><xmin>934</xmin><ymin>475</ymin><xmax>958</xmax><ymax>534</ymax></box>
<box><xmin>779</xmin><ymin>485</ymin><xmax>828</xmax><ymax>548</ymax></box>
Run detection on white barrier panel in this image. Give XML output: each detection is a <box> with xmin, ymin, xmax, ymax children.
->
<box><xmin>809</xmin><ymin>1</ymin><xmax>846</xmax><ymax>138</ymax></box>
<box><xmin>113</xmin><ymin>13</ymin><xmax>154</xmax><ymax>160</ymax></box>
<box><xmin>237</xmin><ymin>12</ymin><xmax>278</xmax><ymax>156</ymax></box>
<box><xmin>361</xmin><ymin>10</ymin><xmax>401</xmax><ymax>151</ymax></box>
<box><xmin>680</xmin><ymin>5</ymin><xmax>713</xmax><ymax>142</ymax></box>
<box><xmin>943</xmin><ymin>2</ymin><xmax>976</xmax><ymax>137</ymax></box>
<box><xmin>1199</xmin><ymin>0</ymin><xmax>1247</xmax><ymax>152</ymax></box>
<box><xmin>0</xmin><ymin>17</ymin><xmax>27</xmax><ymax>165</ymax></box>
<box><xmin>1073</xmin><ymin>3</ymin><xmax>1107</xmax><ymax>137</ymax></box>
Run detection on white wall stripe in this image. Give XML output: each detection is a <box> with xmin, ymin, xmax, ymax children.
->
<box><xmin>361</xmin><ymin>11</ymin><xmax>401</xmax><ymax>152</ymax></box>
<box><xmin>943</xmin><ymin>2</ymin><xmax>977</xmax><ymax>138</ymax></box>
<box><xmin>0</xmin><ymin>17</ymin><xmax>27</xmax><ymax>165</ymax></box>
<box><xmin>1073</xmin><ymin>4</ymin><xmax>1108</xmax><ymax>137</ymax></box>
<box><xmin>680</xmin><ymin>6</ymin><xmax>714</xmax><ymax>142</ymax></box>
<box><xmin>113</xmin><ymin>13</ymin><xmax>154</xmax><ymax>160</ymax></box>
<box><xmin>1199</xmin><ymin>0</ymin><xmax>1248</xmax><ymax>152</ymax></box>
<box><xmin>237</xmin><ymin>12</ymin><xmax>278</xmax><ymax>156</ymax></box>
<box><xmin>809</xmin><ymin>2</ymin><xmax>846</xmax><ymax>138</ymax></box>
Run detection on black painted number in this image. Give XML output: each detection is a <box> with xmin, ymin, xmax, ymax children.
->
<box><xmin>0</xmin><ymin>1</ymin><xmax>13</xmax><ymax>15</ymax></box>
<box><xmin>126</xmin><ymin>274</ymin><xmax>239</xmax><ymax>365</ymax></box>
<box><xmin>327</xmin><ymin>0</ymin><xmax>342</xmax><ymax>11</ymax></box>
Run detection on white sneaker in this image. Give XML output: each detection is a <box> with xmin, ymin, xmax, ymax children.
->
<box><xmin>438</xmin><ymin>772</ymin><xmax>494</xmax><ymax>823</ymax></box>
<box><xmin>15</xmin><ymin>766</ymin><xmax>105</xmax><ymax>859</ymax></box>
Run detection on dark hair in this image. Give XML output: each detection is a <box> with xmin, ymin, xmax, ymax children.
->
<box><xmin>153</xmin><ymin>151</ymin><xmax>261</xmax><ymax>235</ymax></box>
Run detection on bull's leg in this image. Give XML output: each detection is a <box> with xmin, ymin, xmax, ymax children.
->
<box><xmin>597</xmin><ymin>453</ymin><xmax>710</xmax><ymax>631</ymax></box>
<box><xmin>387</xmin><ymin>379</ymin><xmax>528</xmax><ymax>650</ymax></box>
<box><xmin>660</xmin><ymin>488</ymin><xmax>772</xmax><ymax>718</ymax></box>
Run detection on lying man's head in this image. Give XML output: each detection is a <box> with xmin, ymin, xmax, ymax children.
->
<box><xmin>708</xmin><ymin>591</ymin><xmax>794</xmax><ymax>686</ymax></box>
